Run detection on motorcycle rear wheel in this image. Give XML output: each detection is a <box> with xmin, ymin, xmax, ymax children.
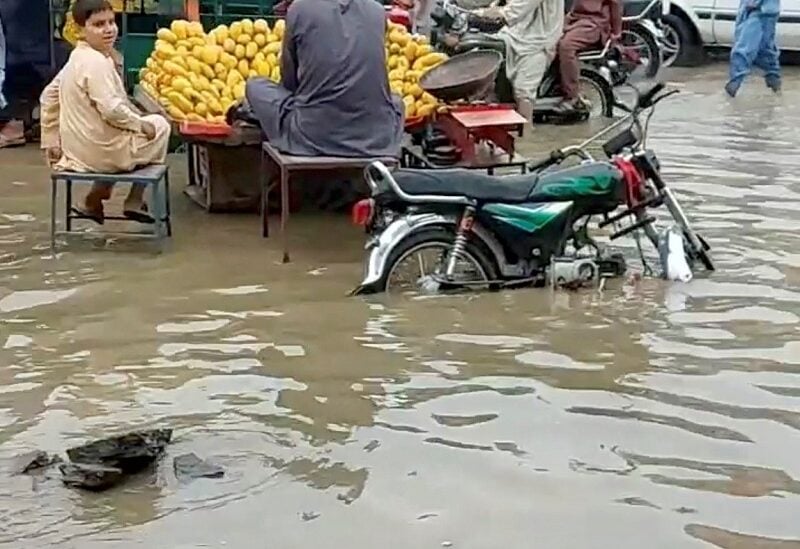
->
<box><xmin>622</xmin><ymin>23</ymin><xmax>662</xmax><ymax>79</ymax></box>
<box><xmin>380</xmin><ymin>228</ymin><xmax>499</xmax><ymax>294</ymax></box>
<box><xmin>578</xmin><ymin>69</ymin><xmax>615</xmax><ymax>118</ymax></box>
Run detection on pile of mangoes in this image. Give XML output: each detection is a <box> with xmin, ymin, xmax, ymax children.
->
<box><xmin>139</xmin><ymin>18</ymin><xmax>449</xmax><ymax>123</ymax></box>
<box><xmin>385</xmin><ymin>22</ymin><xmax>448</xmax><ymax>118</ymax></box>
<box><xmin>139</xmin><ymin>18</ymin><xmax>286</xmax><ymax>123</ymax></box>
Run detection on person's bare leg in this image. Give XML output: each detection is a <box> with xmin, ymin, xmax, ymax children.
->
<box><xmin>515</xmin><ymin>96</ymin><xmax>535</xmax><ymax>131</ymax></box>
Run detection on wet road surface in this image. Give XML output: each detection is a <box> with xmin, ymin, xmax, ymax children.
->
<box><xmin>1</xmin><ymin>64</ymin><xmax>800</xmax><ymax>548</ymax></box>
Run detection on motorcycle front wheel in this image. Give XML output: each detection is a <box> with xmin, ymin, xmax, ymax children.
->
<box><xmin>379</xmin><ymin>228</ymin><xmax>499</xmax><ymax>294</ymax></box>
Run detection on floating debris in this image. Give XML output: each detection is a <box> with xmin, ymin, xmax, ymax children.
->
<box><xmin>12</xmin><ymin>451</ymin><xmax>62</xmax><ymax>474</ymax></box>
<box><xmin>60</xmin><ymin>462</ymin><xmax>124</xmax><ymax>491</ymax></box>
<box><xmin>173</xmin><ymin>453</ymin><xmax>224</xmax><ymax>480</ymax></box>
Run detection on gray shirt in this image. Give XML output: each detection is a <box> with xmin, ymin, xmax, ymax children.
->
<box><xmin>248</xmin><ymin>0</ymin><xmax>404</xmax><ymax>157</ymax></box>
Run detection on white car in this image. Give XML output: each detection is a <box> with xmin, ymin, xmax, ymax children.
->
<box><xmin>660</xmin><ymin>0</ymin><xmax>800</xmax><ymax>65</ymax></box>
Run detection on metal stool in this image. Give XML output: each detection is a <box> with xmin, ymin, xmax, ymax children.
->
<box><xmin>49</xmin><ymin>164</ymin><xmax>172</xmax><ymax>251</ymax></box>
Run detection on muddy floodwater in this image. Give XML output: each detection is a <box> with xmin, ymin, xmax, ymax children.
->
<box><xmin>1</xmin><ymin>64</ymin><xmax>800</xmax><ymax>548</ymax></box>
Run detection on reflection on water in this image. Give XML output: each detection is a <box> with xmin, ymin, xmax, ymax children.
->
<box><xmin>1</xmin><ymin>64</ymin><xmax>800</xmax><ymax>548</ymax></box>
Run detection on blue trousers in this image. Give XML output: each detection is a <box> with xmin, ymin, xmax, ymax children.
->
<box><xmin>728</xmin><ymin>11</ymin><xmax>781</xmax><ymax>88</ymax></box>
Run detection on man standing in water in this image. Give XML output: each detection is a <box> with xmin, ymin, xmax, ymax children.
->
<box><xmin>476</xmin><ymin>0</ymin><xmax>565</xmax><ymax>125</ymax></box>
<box><xmin>246</xmin><ymin>0</ymin><xmax>404</xmax><ymax>158</ymax></box>
<box><xmin>555</xmin><ymin>0</ymin><xmax>621</xmax><ymax>113</ymax></box>
<box><xmin>725</xmin><ymin>0</ymin><xmax>781</xmax><ymax>97</ymax></box>
<box><xmin>39</xmin><ymin>0</ymin><xmax>170</xmax><ymax>224</ymax></box>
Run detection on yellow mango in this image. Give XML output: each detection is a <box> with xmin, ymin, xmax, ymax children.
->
<box><xmin>253</xmin><ymin>52</ymin><xmax>266</xmax><ymax>65</ymax></box>
<box><xmin>168</xmin><ymin>91</ymin><xmax>194</xmax><ymax>113</ymax></box>
<box><xmin>237</xmin><ymin>59</ymin><xmax>249</xmax><ymax>76</ymax></box>
<box><xmin>387</xmin><ymin>55</ymin><xmax>399</xmax><ymax>70</ymax></box>
<box><xmin>223</xmin><ymin>38</ymin><xmax>236</xmax><ymax>53</ymax></box>
<box><xmin>207</xmin><ymin>98</ymin><xmax>223</xmax><ymax>115</ymax></box>
<box><xmin>414</xmin><ymin>34</ymin><xmax>430</xmax><ymax>45</ymax></box>
<box><xmin>389</xmin><ymin>80</ymin><xmax>404</xmax><ymax>95</ymax></box>
<box><xmin>212</xmin><ymin>78</ymin><xmax>227</xmax><ymax>92</ymax></box>
<box><xmin>242</xmin><ymin>19</ymin><xmax>254</xmax><ymax>36</ymax></box>
<box><xmin>213</xmin><ymin>24</ymin><xmax>229</xmax><ymax>44</ymax></box>
<box><xmin>404</xmin><ymin>41</ymin><xmax>417</xmax><ymax>62</ymax></box>
<box><xmin>413</xmin><ymin>52</ymin><xmax>448</xmax><ymax>70</ymax></box>
<box><xmin>389</xmin><ymin>43</ymin><xmax>401</xmax><ymax>55</ymax></box>
<box><xmin>229</xmin><ymin>21</ymin><xmax>243</xmax><ymax>40</ymax></box>
<box><xmin>236</xmin><ymin>33</ymin><xmax>251</xmax><ymax>45</ymax></box>
<box><xmin>234</xmin><ymin>44</ymin><xmax>246</xmax><ymax>59</ymax></box>
<box><xmin>171</xmin><ymin>76</ymin><xmax>191</xmax><ymax>92</ymax></box>
<box><xmin>157</xmin><ymin>28</ymin><xmax>178</xmax><ymax>44</ymax></box>
<box><xmin>172</xmin><ymin>55</ymin><xmax>188</xmax><ymax>69</ymax></box>
<box><xmin>210</xmin><ymin>115</ymin><xmax>226</xmax><ymax>124</ymax></box>
<box><xmin>256</xmin><ymin>60</ymin><xmax>270</xmax><ymax>77</ymax></box>
<box><xmin>254</xmin><ymin>18</ymin><xmax>269</xmax><ymax>34</ymax></box>
<box><xmin>176</xmin><ymin>44</ymin><xmax>189</xmax><ymax>57</ymax></box>
<box><xmin>387</xmin><ymin>68</ymin><xmax>405</xmax><ymax>81</ymax></box>
<box><xmin>416</xmin><ymin>44</ymin><xmax>433</xmax><ymax>57</ymax></box>
<box><xmin>405</xmin><ymin>83</ymin><xmax>423</xmax><ymax>98</ymax></box>
<box><xmin>186</xmin><ymin>57</ymin><xmax>202</xmax><ymax>74</ymax></box>
<box><xmin>404</xmin><ymin>101</ymin><xmax>416</xmax><ymax>118</ymax></box>
<box><xmin>214</xmin><ymin>63</ymin><xmax>228</xmax><ymax>78</ymax></box>
<box><xmin>264</xmin><ymin>42</ymin><xmax>281</xmax><ymax>55</ymax></box>
<box><xmin>163</xmin><ymin>60</ymin><xmax>187</xmax><ymax>77</ymax></box>
<box><xmin>196</xmin><ymin>75</ymin><xmax>211</xmax><ymax>91</ymax></box>
<box><xmin>246</xmin><ymin>41</ymin><xmax>258</xmax><ymax>59</ymax></box>
<box><xmin>187</xmin><ymin>113</ymin><xmax>204</xmax><ymax>122</ymax></box>
<box><xmin>168</xmin><ymin>105</ymin><xmax>187</xmax><ymax>120</ymax></box>
<box><xmin>221</xmin><ymin>52</ymin><xmax>237</xmax><ymax>70</ymax></box>
<box><xmin>194</xmin><ymin>102</ymin><xmax>208</xmax><ymax>117</ymax></box>
<box><xmin>200</xmin><ymin>63</ymin><xmax>216</xmax><ymax>80</ymax></box>
<box><xmin>154</xmin><ymin>41</ymin><xmax>176</xmax><ymax>60</ymax></box>
<box><xmin>201</xmin><ymin>45</ymin><xmax>220</xmax><ymax>66</ymax></box>
<box><xmin>389</xmin><ymin>30</ymin><xmax>410</xmax><ymax>47</ymax></box>
<box><xmin>192</xmin><ymin>45</ymin><xmax>204</xmax><ymax>59</ymax></box>
<box><xmin>417</xmin><ymin>103</ymin><xmax>435</xmax><ymax>117</ymax></box>
<box><xmin>188</xmin><ymin>22</ymin><xmax>204</xmax><ymax>38</ymax></box>
<box><xmin>266</xmin><ymin>53</ymin><xmax>278</xmax><ymax>68</ymax></box>
<box><xmin>226</xmin><ymin>70</ymin><xmax>243</xmax><ymax>87</ymax></box>
<box><xmin>233</xmin><ymin>82</ymin><xmax>246</xmax><ymax>99</ymax></box>
<box><xmin>189</xmin><ymin>36</ymin><xmax>206</xmax><ymax>48</ymax></box>
<box><xmin>273</xmin><ymin>19</ymin><xmax>285</xmax><ymax>39</ymax></box>
<box><xmin>397</xmin><ymin>57</ymin><xmax>410</xmax><ymax>70</ymax></box>
<box><xmin>254</xmin><ymin>33</ymin><xmax>266</xmax><ymax>47</ymax></box>
<box><xmin>404</xmin><ymin>70</ymin><xmax>420</xmax><ymax>83</ymax></box>
<box><xmin>248</xmin><ymin>69</ymin><xmax>258</xmax><ymax>79</ymax></box>
<box><xmin>170</xmin><ymin>20</ymin><xmax>189</xmax><ymax>40</ymax></box>
<box><xmin>270</xmin><ymin>65</ymin><xmax>281</xmax><ymax>82</ymax></box>
<box><xmin>421</xmin><ymin>92</ymin><xmax>437</xmax><ymax>105</ymax></box>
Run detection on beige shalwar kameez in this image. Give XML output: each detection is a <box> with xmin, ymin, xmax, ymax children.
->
<box><xmin>40</xmin><ymin>41</ymin><xmax>170</xmax><ymax>174</ymax></box>
<box><xmin>497</xmin><ymin>0</ymin><xmax>565</xmax><ymax>105</ymax></box>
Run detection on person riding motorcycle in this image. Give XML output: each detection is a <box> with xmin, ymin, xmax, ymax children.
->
<box><xmin>473</xmin><ymin>0</ymin><xmax>564</xmax><ymax>125</ymax></box>
<box><xmin>555</xmin><ymin>0</ymin><xmax>621</xmax><ymax>113</ymax></box>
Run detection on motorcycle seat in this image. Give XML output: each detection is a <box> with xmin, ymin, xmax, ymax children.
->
<box><xmin>390</xmin><ymin>162</ymin><xmax>622</xmax><ymax>203</ymax></box>
<box><xmin>393</xmin><ymin>169</ymin><xmax>538</xmax><ymax>202</ymax></box>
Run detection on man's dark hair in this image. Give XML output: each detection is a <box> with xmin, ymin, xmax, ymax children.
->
<box><xmin>73</xmin><ymin>0</ymin><xmax>114</xmax><ymax>26</ymax></box>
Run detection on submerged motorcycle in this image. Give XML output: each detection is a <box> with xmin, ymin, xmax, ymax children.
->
<box><xmin>432</xmin><ymin>0</ymin><xmax>617</xmax><ymax>122</ymax></box>
<box><xmin>350</xmin><ymin>82</ymin><xmax>714</xmax><ymax>295</ymax></box>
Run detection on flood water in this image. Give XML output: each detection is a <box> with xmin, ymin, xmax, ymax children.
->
<box><xmin>2</xmin><ymin>64</ymin><xmax>800</xmax><ymax>548</ymax></box>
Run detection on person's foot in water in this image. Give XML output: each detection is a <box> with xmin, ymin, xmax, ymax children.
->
<box><xmin>0</xmin><ymin>120</ymin><xmax>26</xmax><ymax>148</ymax></box>
<box><xmin>123</xmin><ymin>183</ymin><xmax>155</xmax><ymax>224</ymax></box>
<box><xmin>724</xmin><ymin>80</ymin><xmax>740</xmax><ymax>98</ymax></box>
<box><xmin>765</xmin><ymin>76</ymin><xmax>781</xmax><ymax>94</ymax></box>
<box><xmin>554</xmin><ymin>97</ymin><xmax>588</xmax><ymax>115</ymax></box>
<box><xmin>72</xmin><ymin>182</ymin><xmax>110</xmax><ymax>225</ymax></box>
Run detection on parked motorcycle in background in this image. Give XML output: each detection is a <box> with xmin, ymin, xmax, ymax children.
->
<box><xmin>431</xmin><ymin>0</ymin><xmax>618</xmax><ymax>122</ymax></box>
